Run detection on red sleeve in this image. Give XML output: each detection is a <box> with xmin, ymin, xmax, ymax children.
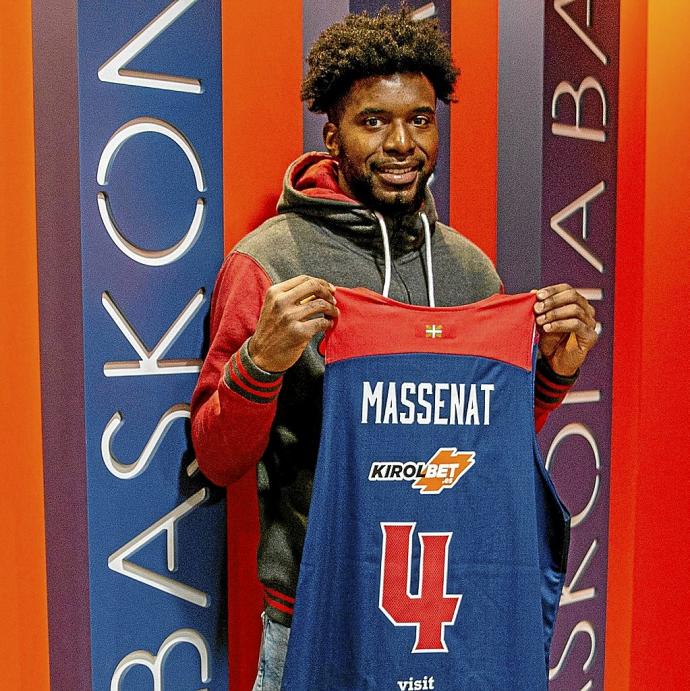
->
<box><xmin>533</xmin><ymin>358</ymin><xmax>578</xmax><ymax>432</ymax></box>
<box><xmin>190</xmin><ymin>252</ymin><xmax>282</xmax><ymax>486</ymax></box>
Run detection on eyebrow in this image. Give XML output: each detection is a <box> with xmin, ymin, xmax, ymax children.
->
<box><xmin>357</xmin><ymin>106</ymin><xmax>436</xmax><ymax>116</ymax></box>
<box><xmin>357</xmin><ymin>108</ymin><xmax>388</xmax><ymax>116</ymax></box>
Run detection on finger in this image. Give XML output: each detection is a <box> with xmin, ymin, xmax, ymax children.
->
<box><xmin>535</xmin><ymin>284</ymin><xmax>571</xmax><ymax>301</ymax></box>
<box><xmin>299</xmin><ymin>316</ymin><xmax>335</xmax><ymax>339</ymax></box>
<box><xmin>282</xmin><ymin>277</ymin><xmax>337</xmax><ymax>305</ymax></box>
<box><xmin>535</xmin><ymin>303</ymin><xmax>593</xmax><ymax>327</ymax></box>
<box><xmin>541</xmin><ymin>318</ymin><xmax>594</xmax><ymax>336</ymax></box>
<box><xmin>534</xmin><ymin>287</ymin><xmax>590</xmax><ymax>314</ymax></box>
<box><xmin>553</xmin><ymin>291</ymin><xmax>595</xmax><ymax>321</ymax></box>
<box><xmin>273</xmin><ymin>274</ymin><xmax>317</xmax><ymax>293</ymax></box>
<box><xmin>264</xmin><ymin>275</ymin><xmax>312</xmax><ymax>307</ymax></box>
<box><xmin>293</xmin><ymin>299</ymin><xmax>339</xmax><ymax>322</ymax></box>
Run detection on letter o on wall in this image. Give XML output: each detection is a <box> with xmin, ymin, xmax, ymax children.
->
<box><xmin>545</xmin><ymin>422</ymin><xmax>600</xmax><ymax>528</ymax></box>
<box><xmin>97</xmin><ymin>117</ymin><xmax>206</xmax><ymax>266</ymax></box>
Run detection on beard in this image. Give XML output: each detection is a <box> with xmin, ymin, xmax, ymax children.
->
<box><xmin>338</xmin><ymin>150</ymin><xmax>433</xmax><ymax>216</ymax></box>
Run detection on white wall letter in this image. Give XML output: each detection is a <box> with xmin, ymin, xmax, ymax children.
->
<box><xmin>98</xmin><ymin>0</ymin><xmax>202</xmax><ymax>93</ymax></box>
<box><xmin>549</xmin><ymin>620</ymin><xmax>596</xmax><ymax>689</ymax></box>
<box><xmin>560</xmin><ymin>539</ymin><xmax>598</xmax><ymax>606</ymax></box>
<box><xmin>102</xmin><ymin>403</ymin><xmax>191</xmax><ymax>479</ymax></box>
<box><xmin>97</xmin><ymin>117</ymin><xmax>206</xmax><ymax>266</ymax></box>
<box><xmin>552</xmin><ymin>77</ymin><xmax>607</xmax><ymax>142</ymax></box>
<box><xmin>111</xmin><ymin>627</ymin><xmax>210</xmax><ymax>691</ymax></box>
<box><xmin>546</xmin><ymin>423</ymin><xmax>601</xmax><ymax>528</ymax></box>
<box><xmin>108</xmin><ymin>488</ymin><xmax>210</xmax><ymax>606</ymax></box>
<box><xmin>550</xmin><ymin>182</ymin><xmax>606</xmax><ymax>273</ymax></box>
<box><xmin>412</xmin><ymin>3</ymin><xmax>436</xmax><ymax>21</ymax></box>
<box><xmin>102</xmin><ymin>289</ymin><xmax>204</xmax><ymax>377</ymax></box>
<box><xmin>554</xmin><ymin>0</ymin><xmax>608</xmax><ymax>65</ymax></box>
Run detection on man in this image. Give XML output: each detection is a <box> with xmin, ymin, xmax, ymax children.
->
<box><xmin>191</xmin><ymin>7</ymin><xmax>597</xmax><ymax>689</ymax></box>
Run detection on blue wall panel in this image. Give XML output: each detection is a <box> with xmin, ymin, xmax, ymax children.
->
<box><xmin>77</xmin><ymin>1</ymin><xmax>227</xmax><ymax>687</ymax></box>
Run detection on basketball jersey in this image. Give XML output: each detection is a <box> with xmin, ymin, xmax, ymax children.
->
<box><xmin>281</xmin><ymin>287</ymin><xmax>570</xmax><ymax>691</ymax></box>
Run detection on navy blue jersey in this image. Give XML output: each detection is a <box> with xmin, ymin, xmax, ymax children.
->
<box><xmin>281</xmin><ymin>288</ymin><xmax>570</xmax><ymax>690</ymax></box>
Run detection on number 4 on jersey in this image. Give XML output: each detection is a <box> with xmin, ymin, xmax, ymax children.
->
<box><xmin>379</xmin><ymin>522</ymin><xmax>462</xmax><ymax>653</ymax></box>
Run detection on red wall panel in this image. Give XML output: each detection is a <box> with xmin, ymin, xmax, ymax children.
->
<box><xmin>608</xmin><ymin>1</ymin><xmax>690</xmax><ymax>688</ymax></box>
<box><xmin>629</xmin><ymin>1</ymin><xmax>690</xmax><ymax>686</ymax></box>
<box><xmin>605</xmin><ymin>0</ymin><xmax>647</xmax><ymax>686</ymax></box>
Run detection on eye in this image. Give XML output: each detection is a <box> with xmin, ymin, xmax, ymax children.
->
<box><xmin>363</xmin><ymin>116</ymin><xmax>383</xmax><ymax>127</ymax></box>
<box><xmin>412</xmin><ymin>115</ymin><xmax>432</xmax><ymax>126</ymax></box>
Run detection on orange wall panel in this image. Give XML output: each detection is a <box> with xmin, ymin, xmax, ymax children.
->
<box><xmin>222</xmin><ymin>0</ymin><xmax>304</xmax><ymax>252</ymax></box>
<box><xmin>221</xmin><ymin>1</ymin><xmax>303</xmax><ymax>688</ymax></box>
<box><xmin>0</xmin><ymin>3</ymin><xmax>50</xmax><ymax>689</ymax></box>
<box><xmin>450</xmin><ymin>1</ymin><xmax>498</xmax><ymax>262</ymax></box>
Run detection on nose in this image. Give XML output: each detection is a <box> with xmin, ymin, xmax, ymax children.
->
<box><xmin>383</xmin><ymin>120</ymin><xmax>415</xmax><ymax>156</ymax></box>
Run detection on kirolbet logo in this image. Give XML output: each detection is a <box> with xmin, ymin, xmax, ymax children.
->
<box><xmin>369</xmin><ymin>448</ymin><xmax>475</xmax><ymax>495</ymax></box>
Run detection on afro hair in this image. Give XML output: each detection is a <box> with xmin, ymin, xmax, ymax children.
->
<box><xmin>301</xmin><ymin>5</ymin><xmax>458</xmax><ymax>118</ymax></box>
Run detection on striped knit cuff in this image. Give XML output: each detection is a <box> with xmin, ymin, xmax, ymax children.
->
<box><xmin>264</xmin><ymin>586</ymin><xmax>295</xmax><ymax>617</ymax></box>
<box><xmin>535</xmin><ymin>357</ymin><xmax>579</xmax><ymax>410</ymax></box>
<box><xmin>223</xmin><ymin>339</ymin><xmax>283</xmax><ymax>404</ymax></box>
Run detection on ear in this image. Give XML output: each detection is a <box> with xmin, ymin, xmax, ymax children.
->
<box><xmin>323</xmin><ymin>121</ymin><xmax>339</xmax><ymax>157</ymax></box>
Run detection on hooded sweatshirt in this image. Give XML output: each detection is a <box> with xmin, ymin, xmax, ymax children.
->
<box><xmin>190</xmin><ymin>152</ymin><xmax>575</xmax><ymax>626</ymax></box>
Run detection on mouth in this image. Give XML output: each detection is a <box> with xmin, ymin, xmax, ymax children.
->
<box><xmin>374</xmin><ymin>163</ymin><xmax>420</xmax><ymax>187</ymax></box>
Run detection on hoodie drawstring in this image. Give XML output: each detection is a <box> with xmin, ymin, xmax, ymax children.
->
<box><xmin>373</xmin><ymin>211</ymin><xmax>435</xmax><ymax>307</ymax></box>
<box><xmin>373</xmin><ymin>211</ymin><xmax>393</xmax><ymax>300</ymax></box>
<box><xmin>421</xmin><ymin>212</ymin><xmax>435</xmax><ymax>308</ymax></box>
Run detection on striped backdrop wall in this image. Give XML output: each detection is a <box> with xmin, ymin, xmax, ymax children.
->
<box><xmin>3</xmin><ymin>0</ymin><xmax>688</xmax><ymax>689</ymax></box>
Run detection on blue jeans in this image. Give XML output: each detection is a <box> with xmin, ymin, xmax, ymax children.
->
<box><xmin>252</xmin><ymin>612</ymin><xmax>291</xmax><ymax>691</ymax></box>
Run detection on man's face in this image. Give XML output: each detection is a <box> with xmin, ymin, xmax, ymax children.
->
<box><xmin>324</xmin><ymin>73</ymin><xmax>438</xmax><ymax>215</ymax></box>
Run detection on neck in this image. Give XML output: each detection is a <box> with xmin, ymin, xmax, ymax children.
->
<box><xmin>336</xmin><ymin>168</ymin><xmax>357</xmax><ymax>203</ymax></box>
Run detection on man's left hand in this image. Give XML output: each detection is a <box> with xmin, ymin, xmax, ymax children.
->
<box><xmin>533</xmin><ymin>284</ymin><xmax>598</xmax><ymax>376</ymax></box>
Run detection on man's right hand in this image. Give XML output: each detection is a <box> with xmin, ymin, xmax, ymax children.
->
<box><xmin>248</xmin><ymin>275</ymin><xmax>339</xmax><ymax>373</ymax></box>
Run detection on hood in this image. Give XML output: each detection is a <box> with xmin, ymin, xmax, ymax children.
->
<box><xmin>277</xmin><ymin>152</ymin><xmax>439</xmax><ymax>258</ymax></box>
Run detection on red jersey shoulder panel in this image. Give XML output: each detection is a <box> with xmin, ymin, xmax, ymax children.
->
<box><xmin>322</xmin><ymin>287</ymin><xmax>537</xmax><ymax>372</ymax></box>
